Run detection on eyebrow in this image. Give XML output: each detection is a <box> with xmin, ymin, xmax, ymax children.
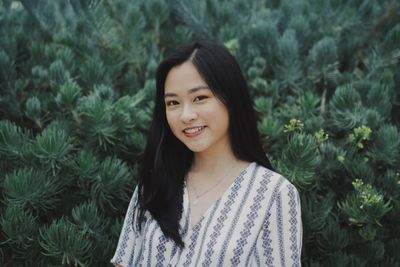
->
<box><xmin>164</xmin><ymin>85</ymin><xmax>210</xmax><ymax>98</ymax></box>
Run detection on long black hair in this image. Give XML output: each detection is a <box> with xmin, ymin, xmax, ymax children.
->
<box><xmin>136</xmin><ymin>40</ymin><xmax>272</xmax><ymax>247</ymax></box>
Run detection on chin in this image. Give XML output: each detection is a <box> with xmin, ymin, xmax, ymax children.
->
<box><xmin>185</xmin><ymin>146</ymin><xmax>206</xmax><ymax>153</ymax></box>
<box><xmin>183</xmin><ymin>142</ymin><xmax>210</xmax><ymax>153</ymax></box>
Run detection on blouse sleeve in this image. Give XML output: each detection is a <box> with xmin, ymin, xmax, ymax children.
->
<box><xmin>255</xmin><ymin>181</ymin><xmax>303</xmax><ymax>267</ymax></box>
<box><xmin>110</xmin><ymin>186</ymin><xmax>141</xmax><ymax>267</ymax></box>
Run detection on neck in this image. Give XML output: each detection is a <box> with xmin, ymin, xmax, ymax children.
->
<box><xmin>191</xmin><ymin>141</ymin><xmax>239</xmax><ymax>179</ymax></box>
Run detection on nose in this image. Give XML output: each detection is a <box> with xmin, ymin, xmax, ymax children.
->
<box><xmin>180</xmin><ymin>103</ymin><xmax>198</xmax><ymax>123</ymax></box>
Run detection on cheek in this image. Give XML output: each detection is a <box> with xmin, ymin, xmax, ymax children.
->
<box><xmin>219</xmin><ymin>112</ymin><xmax>230</xmax><ymax>131</ymax></box>
<box><xmin>166</xmin><ymin>111</ymin><xmax>178</xmax><ymax>132</ymax></box>
<box><xmin>208</xmin><ymin>104</ymin><xmax>229</xmax><ymax>126</ymax></box>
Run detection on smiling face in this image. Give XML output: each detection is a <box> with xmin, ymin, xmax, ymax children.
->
<box><xmin>164</xmin><ymin>61</ymin><xmax>230</xmax><ymax>154</ymax></box>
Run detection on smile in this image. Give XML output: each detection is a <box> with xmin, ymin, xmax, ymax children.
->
<box><xmin>183</xmin><ymin>126</ymin><xmax>206</xmax><ymax>137</ymax></box>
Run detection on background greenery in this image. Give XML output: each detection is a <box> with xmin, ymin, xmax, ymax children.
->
<box><xmin>0</xmin><ymin>0</ymin><xmax>399</xmax><ymax>266</ymax></box>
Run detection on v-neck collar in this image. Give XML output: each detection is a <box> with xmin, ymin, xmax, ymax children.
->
<box><xmin>182</xmin><ymin>162</ymin><xmax>255</xmax><ymax>233</ymax></box>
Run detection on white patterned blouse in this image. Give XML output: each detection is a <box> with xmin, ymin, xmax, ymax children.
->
<box><xmin>111</xmin><ymin>162</ymin><xmax>302</xmax><ymax>267</ymax></box>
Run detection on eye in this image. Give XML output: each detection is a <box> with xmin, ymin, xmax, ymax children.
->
<box><xmin>166</xmin><ymin>100</ymin><xmax>179</xmax><ymax>106</ymax></box>
<box><xmin>194</xmin><ymin>95</ymin><xmax>208</xmax><ymax>102</ymax></box>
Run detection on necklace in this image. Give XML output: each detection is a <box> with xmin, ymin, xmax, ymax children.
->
<box><xmin>188</xmin><ymin>162</ymin><xmax>236</xmax><ymax>207</ymax></box>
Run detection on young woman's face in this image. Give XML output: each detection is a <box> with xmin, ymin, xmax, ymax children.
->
<box><xmin>164</xmin><ymin>61</ymin><xmax>230</xmax><ymax>154</ymax></box>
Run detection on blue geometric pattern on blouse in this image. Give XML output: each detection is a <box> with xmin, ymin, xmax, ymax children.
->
<box><xmin>201</xmin><ymin>169</ymin><xmax>248</xmax><ymax>267</ymax></box>
<box><xmin>262</xmin><ymin>176</ymin><xmax>285</xmax><ymax>266</ymax></box>
<box><xmin>245</xmin><ymin>170</ymin><xmax>273</xmax><ymax>266</ymax></box>
<box><xmin>183</xmin><ymin>219</ymin><xmax>203</xmax><ymax>266</ymax></box>
<box><xmin>276</xmin><ymin>192</ymin><xmax>286</xmax><ymax>267</ymax></box>
<box><xmin>170</xmin><ymin>200</ymin><xmax>190</xmax><ymax>262</ymax></box>
<box><xmin>230</xmin><ymin>169</ymin><xmax>272</xmax><ymax>266</ymax></box>
<box><xmin>218</xmin><ymin>166</ymin><xmax>259</xmax><ymax>266</ymax></box>
<box><xmin>254</xmin><ymin>242</ymin><xmax>261</xmax><ymax>266</ymax></box>
<box><xmin>113</xmin><ymin>192</ymin><xmax>136</xmax><ymax>264</ymax></box>
<box><xmin>245</xmin><ymin>240</ymin><xmax>260</xmax><ymax>266</ymax></box>
<box><xmin>155</xmin><ymin>235</ymin><xmax>167</xmax><ymax>266</ymax></box>
<box><xmin>147</xmin><ymin>222</ymin><xmax>159</xmax><ymax>266</ymax></box>
<box><xmin>134</xmin><ymin>217</ymin><xmax>147</xmax><ymax>267</ymax></box>
<box><xmin>262</xmin><ymin>216</ymin><xmax>274</xmax><ymax>267</ymax></box>
<box><xmin>288</xmin><ymin>184</ymin><xmax>300</xmax><ymax>267</ymax></box>
<box><xmin>169</xmin><ymin>242</ymin><xmax>178</xmax><ymax>264</ymax></box>
<box><xmin>127</xmin><ymin>239</ymin><xmax>137</xmax><ymax>267</ymax></box>
<box><xmin>193</xmin><ymin>198</ymin><xmax>222</xmax><ymax>267</ymax></box>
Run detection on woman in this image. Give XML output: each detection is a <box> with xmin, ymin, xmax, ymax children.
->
<box><xmin>111</xmin><ymin>41</ymin><xmax>302</xmax><ymax>267</ymax></box>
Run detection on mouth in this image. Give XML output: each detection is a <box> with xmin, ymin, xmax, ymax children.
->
<box><xmin>182</xmin><ymin>126</ymin><xmax>206</xmax><ymax>137</ymax></box>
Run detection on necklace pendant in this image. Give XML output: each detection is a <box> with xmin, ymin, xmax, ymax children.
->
<box><xmin>193</xmin><ymin>198</ymin><xmax>199</xmax><ymax>206</ymax></box>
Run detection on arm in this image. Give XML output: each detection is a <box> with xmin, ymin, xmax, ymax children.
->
<box><xmin>110</xmin><ymin>187</ymin><xmax>140</xmax><ymax>267</ymax></box>
<box><xmin>255</xmin><ymin>182</ymin><xmax>302</xmax><ymax>267</ymax></box>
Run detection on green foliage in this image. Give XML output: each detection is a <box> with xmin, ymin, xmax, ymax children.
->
<box><xmin>3</xmin><ymin>168</ymin><xmax>62</xmax><ymax>212</ymax></box>
<box><xmin>55</xmin><ymin>82</ymin><xmax>82</xmax><ymax>111</ymax></box>
<box><xmin>39</xmin><ymin>218</ymin><xmax>92</xmax><ymax>266</ymax></box>
<box><xmin>0</xmin><ymin>0</ymin><xmax>399</xmax><ymax>265</ymax></box>
<box><xmin>33</xmin><ymin>127</ymin><xmax>73</xmax><ymax>175</ymax></box>
<box><xmin>316</xmin><ymin>218</ymin><xmax>349</xmax><ymax>254</ymax></box>
<box><xmin>307</xmin><ymin>37</ymin><xmax>339</xmax><ymax>83</ymax></box>
<box><xmin>329</xmin><ymin>84</ymin><xmax>365</xmax><ymax>131</ymax></box>
<box><xmin>339</xmin><ymin>179</ymin><xmax>391</xmax><ymax>225</ymax></box>
<box><xmin>1</xmin><ymin>205</ymin><xmax>38</xmax><ymax>253</ymax></box>
<box><xmin>301</xmin><ymin>191</ymin><xmax>335</xmax><ymax>245</ymax></box>
<box><xmin>89</xmin><ymin>156</ymin><xmax>134</xmax><ymax>211</ymax></box>
<box><xmin>273</xmin><ymin>29</ymin><xmax>303</xmax><ymax>89</ymax></box>
<box><xmin>277</xmin><ymin>130</ymin><xmax>321</xmax><ymax>190</ymax></box>
<box><xmin>0</xmin><ymin>120</ymin><xmax>30</xmax><ymax>170</ymax></box>
<box><xmin>71</xmin><ymin>201</ymin><xmax>114</xmax><ymax>261</ymax></box>
<box><xmin>367</xmin><ymin>125</ymin><xmax>400</xmax><ymax>167</ymax></box>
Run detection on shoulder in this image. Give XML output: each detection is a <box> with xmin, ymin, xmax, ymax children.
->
<box><xmin>129</xmin><ymin>185</ymin><xmax>139</xmax><ymax>207</ymax></box>
<box><xmin>124</xmin><ymin>186</ymin><xmax>140</xmax><ymax>221</ymax></box>
<box><xmin>252</xmin><ymin>162</ymin><xmax>300</xmax><ymax>199</ymax></box>
<box><xmin>126</xmin><ymin>185</ymin><xmax>152</xmax><ymax>233</ymax></box>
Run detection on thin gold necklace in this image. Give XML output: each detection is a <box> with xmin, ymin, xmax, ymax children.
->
<box><xmin>188</xmin><ymin>163</ymin><xmax>236</xmax><ymax>206</ymax></box>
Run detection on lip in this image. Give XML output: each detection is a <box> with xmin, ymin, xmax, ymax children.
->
<box><xmin>182</xmin><ymin>126</ymin><xmax>206</xmax><ymax>138</ymax></box>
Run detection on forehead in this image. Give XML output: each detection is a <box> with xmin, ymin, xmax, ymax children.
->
<box><xmin>164</xmin><ymin>61</ymin><xmax>208</xmax><ymax>94</ymax></box>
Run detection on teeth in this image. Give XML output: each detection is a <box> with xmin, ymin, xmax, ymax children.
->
<box><xmin>184</xmin><ymin>127</ymin><xmax>203</xmax><ymax>134</ymax></box>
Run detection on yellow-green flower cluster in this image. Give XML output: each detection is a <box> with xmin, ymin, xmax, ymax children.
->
<box><xmin>337</xmin><ymin>155</ymin><xmax>345</xmax><ymax>162</ymax></box>
<box><xmin>347</xmin><ymin>125</ymin><xmax>372</xmax><ymax>149</ymax></box>
<box><xmin>352</xmin><ymin>179</ymin><xmax>384</xmax><ymax>210</ymax></box>
<box><xmin>284</xmin><ymin>119</ymin><xmax>304</xmax><ymax>133</ymax></box>
<box><xmin>224</xmin><ymin>39</ymin><xmax>239</xmax><ymax>55</ymax></box>
<box><xmin>315</xmin><ymin>129</ymin><xmax>329</xmax><ymax>147</ymax></box>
